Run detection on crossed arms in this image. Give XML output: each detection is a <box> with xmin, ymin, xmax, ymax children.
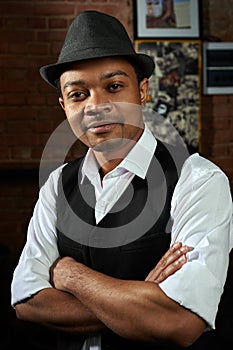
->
<box><xmin>15</xmin><ymin>242</ymin><xmax>206</xmax><ymax>348</ymax></box>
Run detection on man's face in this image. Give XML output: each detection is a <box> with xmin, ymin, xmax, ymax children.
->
<box><xmin>59</xmin><ymin>57</ymin><xmax>148</xmax><ymax>154</ymax></box>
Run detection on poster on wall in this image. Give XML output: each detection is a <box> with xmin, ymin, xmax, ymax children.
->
<box><xmin>135</xmin><ymin>39</ymin><xmax>201</xmax><ymax>153</ymax></box>
<box><xmin>134</xmin><ymin>0</ymin><xmax>200</xmax><ymax>39</ymax></box>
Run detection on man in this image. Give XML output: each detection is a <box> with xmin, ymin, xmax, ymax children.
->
<box><xmin>11</xmin><ymin>10</ymin><xmax>233</xmax><ymax>350</ymax></box>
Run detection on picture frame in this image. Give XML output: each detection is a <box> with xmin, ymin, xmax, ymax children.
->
<box><xmin>135</xmin><ymin>39</ymin><xmax>202</xmax><ymax>153</ymax></box>
<box><xmin>133</xmin><ymin>0</ymin><xmax>200</xmax><ymax>39</ymax></box>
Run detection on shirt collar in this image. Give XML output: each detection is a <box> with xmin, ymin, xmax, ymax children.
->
<box><xmin>81</xmin><ymin>124</ymin><xmax>157</xmax><ymax>183</ymax></box>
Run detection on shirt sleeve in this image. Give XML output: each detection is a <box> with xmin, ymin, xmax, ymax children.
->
<box><xmin>11</xmin><ymin>165</ymin><xmax>65</xmax><ymax>307</ymax></box>
<box><xmin>159</xmin><ymin>154</ymin><xmax>233</xmax><ymax>329</ymax></box>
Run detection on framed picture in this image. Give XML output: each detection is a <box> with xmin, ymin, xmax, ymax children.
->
<box><xmin>135</xmin><ymin>39</ymin><xmax>202</xmax><ymax>153</ymax></box>
<box><xmin>133</xmin><ymin>0</ymin><xmax>200</xmax><ymax>39</ymax></box>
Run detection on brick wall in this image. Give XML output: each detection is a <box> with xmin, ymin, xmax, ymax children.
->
<box><xmin>0</xmin><ymin>0</ymin><xmax>133</xmax><ymax>254</ymax></box>
<box><xmin>1</xmin><ymin>0</ymin><xmax>131</xmax><ymax>169</ymax></box>
<box><xmin>202</xmin><ymin>0</ymin><xmax>233</xmax><ymax>194</ymax></box>
<box><xmin>0</xmin><ymin>0</ymin><xmax>233</xmax><ymax>271</ymax></box>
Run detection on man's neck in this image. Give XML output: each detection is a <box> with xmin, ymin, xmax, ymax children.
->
<box><xmin>93</xmin><ymin>132</ymin><xmax>143</xmax><ymax>180</ymax></box>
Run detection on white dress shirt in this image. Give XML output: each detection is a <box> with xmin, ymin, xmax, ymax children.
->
<box><xmin>11</xmin><ymin>124</ymin><xmax>233</xmax><ymax>349</ymax></box>
<box><xmin>81</xmin><ymin>124</ymin><xmax>156</xmax><ymax>224</ymax></box>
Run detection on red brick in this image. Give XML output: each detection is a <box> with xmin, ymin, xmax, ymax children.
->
<box><xmin>26</xmin><ymin>94</ymin><xmax>46</xmax><ymax>106</ymax></box>
<box><xmin>37</xmin><ymin>30</ymin><xmax>67</xmax><ymax>42</ymax></box>
<box><xmin>28</xmin><ymin>17</ymin><xmax>47</xmax><ymax>29</ymax></box>
<box><xmin>48</xmin><ymin>18</ymin><xmax>68</xmax><ymax>29</ymax></box>
<box><xmin>0</xmin><ymin>93</ymin><xmax>26</xmax><ymax>105</ymax></box>
<box><xmin>0</xmin><ymin>29</ymin><xmax>35</xmax><ymax>43</ymax></box>
<box><xmin>0</xmin><ymin>3</ymin><xmax>33</xmax><ymax>17</ymax></box>
<box><xmin>28</xmin><ymin>43</ymin><xmax>49</xmax><ymax>55</ymax></box>
<box><xmin>34</xmin><ymin>3</ymin><xmax>75</xmax><ymax>16</ymax></box>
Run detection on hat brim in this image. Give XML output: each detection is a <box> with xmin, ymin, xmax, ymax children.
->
<box><xmin>39</xmin><ymin>53</ymin><xmax>155</xmax><ymax>88</ymax></box>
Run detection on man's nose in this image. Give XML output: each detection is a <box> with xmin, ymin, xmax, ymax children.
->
<box><xmin>84</xmin><ymin>102</ymin><xmax>113</xmax><ymax>116</ymax></box>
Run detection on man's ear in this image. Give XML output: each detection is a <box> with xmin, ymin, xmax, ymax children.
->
<box><xmin>59</xmin><ymin>97</ymin><xmax>65</xmax><ymax>111</ymax></box>
<box><xmin>139</xmin><ymin>78</ymin><xmax>149</xmax><ymax>106</ymax></box>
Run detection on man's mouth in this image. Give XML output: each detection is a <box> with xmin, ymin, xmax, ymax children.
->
<box><xmin>88</xmin><ymin>122</ymin><xmax>118</xmax><ymax>134</ymax></box>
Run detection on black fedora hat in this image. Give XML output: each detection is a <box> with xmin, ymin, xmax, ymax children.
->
<box><xmin>39</xmin><ymin>10</ymin><xmax>155</xmax><ymax>87</ymax></box>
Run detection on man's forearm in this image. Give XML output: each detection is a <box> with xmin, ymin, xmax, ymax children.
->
<box><xmin>15</xmin><ymin>287</ymin><xmax>107</xmax><ymax>335</ymax></box>
<box><xmin>52</xmin><ymin>257</ymin><xmax>206</xmax><ymax>347</ymax></box>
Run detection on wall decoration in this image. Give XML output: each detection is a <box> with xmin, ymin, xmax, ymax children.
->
<box><xmin>203</xmin><ymin>42</ymin><xmax>233</xmax><ymax>95</ymax></box>
<box><xmin>134</xmin><ymin>0</ymin><xmax>200</xmax><ymax>39</ymax></box>
<box><xmin>135</xmin><ymin>39</ymin><xmax>201</xmax><ymax>153</ymax></box>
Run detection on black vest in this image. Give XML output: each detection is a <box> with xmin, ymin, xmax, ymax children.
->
<box><xmin>55</xmin><ymin>140</ymin><xmax>232</xmax><ymax>349</ymax></box>
<box><xmin>55</xmin><ymin>140</ymin><xmax>184</xmax><ymax>349</ymax></box>
<box><xmin>56</xmin><ymin>140</ymin><xmax>178</xmax><ymax>279</ymax></box>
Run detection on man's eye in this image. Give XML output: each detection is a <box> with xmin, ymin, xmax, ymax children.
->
<box><xmin>69</xmin><ymin>91</ymin><xmax>87</xmax><ymax>100</ymax></box>
<box><xmin>109</xmin><ymin>83</ymin><xmax>122</xmax><ymax>92</ymax></box>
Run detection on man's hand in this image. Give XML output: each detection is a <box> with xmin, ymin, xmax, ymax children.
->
<box><xmin>145</xmin><ymin>242</ymin><xmax>192</xmax><ymax>283</ymax></box>
<box><xmin>50</xmin><ymin>241</ymin><xmax>191</xmax><ymax>290</ymax></box>
<box><xmin>50</xmin><ymin>256</ymin><xmax>77</xmax><ymax>291</ymax></box>
<box><xmin>49</xmin><ymin>242</ymin><xmax>204</xmax><ymax>347</ymax></box>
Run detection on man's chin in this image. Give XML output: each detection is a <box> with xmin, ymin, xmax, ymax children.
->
<box><xmin>91</xmin><ymin>138</ymin><xmax>130</xmax><ymax>154</ymax></box>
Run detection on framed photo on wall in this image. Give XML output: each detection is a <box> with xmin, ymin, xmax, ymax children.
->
<box><xmin>134</xmin><ymin>0</ymin><xmax>200</xmax><ymax>39</ymax></box>
<box><xmin>135</xmin><ymin>39</ymin><xmax>202</xmax><ymax>153</ymax></box>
